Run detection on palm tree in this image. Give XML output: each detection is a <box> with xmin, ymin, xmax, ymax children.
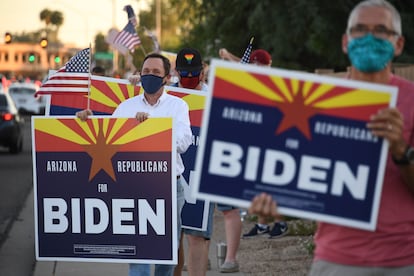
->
<box><xmin>39</xmin><ymin>9</ymin><xmax>64</xmax><ymax>43</ymax></box>
<box><xmin>50</xmin><ymin>11</ymin><xmax>64</xmax><ymax>32</ymax></box>
<box><xmin>40</xmin><ymin>9</ymin><xmax>52</xmax><ymax>28</ymax></box>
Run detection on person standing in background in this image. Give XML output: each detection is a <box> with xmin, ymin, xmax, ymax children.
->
<box><xmin>219</xmin><ymin>47</ymin><xmax>289</xmax><ymax>240</ymax></box>
<box><xmin>171</xmin><ymin>48</ymin><xmax>214</xmax><ymax>276</ymax></box>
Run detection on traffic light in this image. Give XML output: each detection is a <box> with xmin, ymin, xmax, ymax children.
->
<box><xmin>4</xmin><ymin>32</ymin><xmax>12</xmax><ymax>44</ymax></box>
<box><xmin>54</xmin><ymin>56</ymin><xmax>61</xmax><ymax>64</ymax></box>
<box><xmin>40</xmin><ymin>37</ymin><xmax>48</xmax><ymax>48</ymax></box>
<box><xmin>29</xmin><ymin>53</ymin><xmax>36</xmax><ymax>63</ymax></box>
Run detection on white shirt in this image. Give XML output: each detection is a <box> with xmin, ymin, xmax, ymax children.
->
<box><xmin>112</xmin><ymin>91</ymin><xmax>193</xmax><ymax>176</ymax></box>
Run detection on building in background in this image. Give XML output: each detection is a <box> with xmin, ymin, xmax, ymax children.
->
<box><xmin>0</xmin><ymin>42</ymin><xmax>82</xmax><ymax>79</ymax></box>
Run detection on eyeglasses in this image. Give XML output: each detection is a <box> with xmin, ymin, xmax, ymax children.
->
<box><xmin>349</xmin><ymin>24</ymin><xmax>399</xmax><ymax>39</ymax></box>
<box><xmin>179</xmin><ymin>70</ymin><xmax>201</xmax><ymax>77</ymax></box>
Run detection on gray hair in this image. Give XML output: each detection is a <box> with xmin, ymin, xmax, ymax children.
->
<box><xmin>346</xmin><ymin>0</ymin><xmax>402</xmax><ymax>35</ymax></box>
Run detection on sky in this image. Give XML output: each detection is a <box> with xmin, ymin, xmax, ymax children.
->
<box><xmin>1</xmin><ymin>0</ymin><xmax>149</xmax><ymax>48</ymax></box>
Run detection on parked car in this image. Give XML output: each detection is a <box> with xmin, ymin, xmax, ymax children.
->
<box><xmin>0</xmin><ymin>90</ymin><xmax>23</xmax><ymax>153</ymax></box>
<box><xmin>8</xmin><ymin>82</ymin><xmax>46</xmax><ymax>115</ymax></box>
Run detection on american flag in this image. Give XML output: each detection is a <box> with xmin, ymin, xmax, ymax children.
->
<box><xmin>240</xmin><ymin>37</ymin><xmax>254</xmax><ymax>64</ymax></box>
<box><xmin>124</xmin><ymin>5</ymin><xmax>137</xmax><ymax>27</ymax></box>
<box><xmin>114</xmin><ymin>21</ymin><xmax>141</xmax><ymax>53</ymax></box>
<box><xmin>36</xmin><ymin>48</ymin><xmax>90</xmax><ymax>95</ymax></box>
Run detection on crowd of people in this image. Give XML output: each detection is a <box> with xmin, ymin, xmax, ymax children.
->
<box><xmin>75</xmin><ymin>0</ymin><xmax>414</xmax><ymax>275</ymax></box>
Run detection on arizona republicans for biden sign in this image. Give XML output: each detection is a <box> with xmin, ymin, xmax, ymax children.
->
<box><xmin>32</xmin><ymin>117</ymin><xmax>177</xmax><ymax>264</ymax></box>
<box><xmin>193</xmin><ymin>59</ymin><xmax>398</xmax><ymax>231</ymax></box>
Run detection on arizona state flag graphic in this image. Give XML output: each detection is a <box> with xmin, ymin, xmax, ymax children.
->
<box><xmin>32</xmin><ymin>117</ymin><xmax>178</xmax><ymax>264</ymax></box>
<box><xmin>49</xmin><ymin>75</ymin><xmax>141</xmax><ymax>115</ymax></box>
<box><xmin>193</xmin><ymin>59</ymin><xmax>398</xmax><ymax>231</ymax></box>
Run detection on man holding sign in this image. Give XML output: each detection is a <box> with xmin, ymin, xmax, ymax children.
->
<box><xmin>77</xmin><ymin>53</ymin><xmax>192</xmax><ymax>276</ymax></box>
<box><xmin>250</xmin><ymin>0</ymin><xmax>414</xmax><ymax>275</ymax></box>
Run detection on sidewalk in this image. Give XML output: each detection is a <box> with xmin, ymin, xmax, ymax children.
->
<box><xmin>33</xmin><ymin>238</ymin><xmax>242</xmax><ymax>276</ymax></box>
<box><xmin>0</xmin><ymin>188</ymin><xmax>244</xmax><ymax>275</ymax></box>
<box><xmin>33</xmin><ymin>241</ymin><xmax>241</xmax><ymax>276</ymax></box>
<box><xmin>0</xmin><ymin>189</ymin><xmax>35</xmax><ymax>276</ymax></box>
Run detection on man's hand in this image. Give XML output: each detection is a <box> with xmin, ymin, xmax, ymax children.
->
<box><xmin>219</xmin><ymin>48</ymin><xmax>230</xmax><ymax>60</ymax></box>
<box><xmin>135</xmin><ymin>112</ymin><xmax>149</xmax><ymax>122</ymax></box>
<box><xmin>367</xmin><ymin>108</ymin><xmax>407</xmax><ymax>158</ymax></box>
<box><xmin>76</xmin><ymin>109</ymin><xmax>93</xmax><ymax>121</ymax></box>
<box><xmin>128</xmin><ymin>74</ymin><xmax>141</xmax><ymax>86</ymax></box>
<box><xmin>248</xmin><ymin>193</ymin><xmax>280</xmax><ymax>219</ymax></box>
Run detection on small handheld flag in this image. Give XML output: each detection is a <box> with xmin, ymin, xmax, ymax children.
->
<box><xmin>240</xmin><ymin>37</ymin><xmax>254</xmax><ymax>64</ymax></box>
<box><xmin>124</xmin><ymin>5</ymin><xmax>138</xmax><ymax>27</ymax></box>
<box><xmin>36</xmin><ymin>48</ymin><xmax>90</xmax><ymax>95</ymax></box>
<box><xmin>114</xmin><ymin>21</ymin><xmax>141</xmax><ymax>53</ymax></box>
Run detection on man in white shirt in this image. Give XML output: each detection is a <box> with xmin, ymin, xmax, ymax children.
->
<box><xmin>77</xmin><ymin>53</ymin><xmax>192</xmax><ymax>276</ymax></box>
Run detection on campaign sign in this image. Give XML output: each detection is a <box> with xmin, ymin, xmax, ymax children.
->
<box><xmin>32</xmin><ymin>117</ymin><xmax>177</xmax><ymax>263</ymax></box>
<box><xmin>194</xmin><ymin>59</ymin><xmax>398</xmax><ymax>230</ymax></box>
<box><xmin>166</xmin><ymin>86</ymin><xmax>211</xmax><ymax>231</ymax></box>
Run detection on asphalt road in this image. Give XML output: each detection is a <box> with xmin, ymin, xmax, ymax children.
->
<box><xmin>0</xmin><ymin>115</ymin><xmax>36</xmax><ymax>275</ymax></box>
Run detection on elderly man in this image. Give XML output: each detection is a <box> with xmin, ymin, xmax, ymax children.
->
<box><xmin>250</xmin><ymin>0</ymin><xmax>414</xmax><ymax>275</ymax></box>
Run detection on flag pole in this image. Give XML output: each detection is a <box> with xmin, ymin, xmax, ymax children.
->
<box><xmin>139</xmin><ymin>45</ymin><xmax>147</xmax><ymax>56</ymax></box>
<box><xmin>87</xmin><ymin>43</ymin><xmax>92</xmax><ymax>110</ymax></box>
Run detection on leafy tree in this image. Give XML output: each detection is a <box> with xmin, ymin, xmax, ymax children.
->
<box><xmin>12</xmin><ymin>31</ymin><xmax>42</xmax><ymax>43</ymax></box>
<box><xmin>173</xmin><ymin>0</ymin><xmax>414</xmax><ymax>72</ymax></box>
<box><xmin>40</xmin><ymin>9</ymin><xmax>52</xmax><ymax>27</ymax></box>
<box><xmin>94</xmin><ymin>33</ymin><xmax>109</xmax><ymax>52</ymax></box>
<box><xmin>50</xmin><ymin>11</ymin><xmax>64</xmax><ymax>32</ymax></box>
<box><xmin>130</xmin><ymin>0</ymin><xmax>191</xmax><ymax>68</ymax></box>
<box><xmin>39</xmin><ymin>9</ymin><xmax>64</xmax><ymax>43</ymax></box>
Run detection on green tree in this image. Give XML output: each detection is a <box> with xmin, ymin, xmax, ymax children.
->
<box><xmin>137</xmin><ymin>0</ymin><xmax>183</xmax><ymax>51</ymax></box>
<box><xmin>39</xmin><ymin>9</ymin><xmax>64</xmax><ymax>43</ymax></box>
<box><xmin>174</xmin><ymin>0</ymin><xmax>414</xmax><ymax>71</ymax></box>
<box><xmin>40</xmin><ymin>9</ymin><xmax>52</xmax><ymax>27</ymax></box>
<box><xmin>94</xmin><ymin>33</ymin><xmax>109</xmax><ymax>53</ymax></box>
<box><xmin>50</xmin><ymin>11</ymin><xmax>64</xmax><ymax>32</ymax></box>
<box><xmin>130</xmin><ymin>0</ymin><xmax>190</xmax><ymax>68</ymax></box>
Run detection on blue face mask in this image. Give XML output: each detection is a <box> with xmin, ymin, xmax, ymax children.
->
<box><xmin>347</xmin><ymin>34</ymin><xmax>395</xmax><ymax>73</ymax></box>
<box><xmin>141</xmin><ymin>74</ymin><xmax>165</xmax><ymax>94</ymax></box>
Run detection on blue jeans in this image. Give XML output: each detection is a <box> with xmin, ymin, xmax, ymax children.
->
<box><xmin>129</xmin><ymin>178</ymin><xmax>185</xmax><ymax>276</ymax></box>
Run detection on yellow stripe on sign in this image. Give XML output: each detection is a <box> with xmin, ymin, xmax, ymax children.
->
<box><xmin>216</xmin><ymin>67</ymin><xmax>286</xmax><ymax>102</ymax></box>
<box><xmin>106</xmin><ymin>118</ymin><xmax>128</xmax><ymax>143</ymax></box>
<box><xmin>90</xmin><ymin>85</ymin><xmax>119</xmax><ymax>108</ymax></box>
<box><xmin>182</xmin><ymin>94</ymin><xmax>205</xmax><ymax>110</ymax></box>
<box><xmin>314</xmin><ymin>89</ymin><xmax>392</xmax><ymax>108</ymax></box>
<box><xmin>75</xmin><ymin>119</ymin><xmax>97</xmax><ymax>143</ymax></box>
<box><xmin>112</xmin><ymin>117</ymin><xmax>173</xmax><ymax>145</ymax></box>
<box><xmin>35</xmin><ymin>119</ymin><xmax>91</xmax><ymax>144</ymax></box>
<box><xmin>305</xmin><ymin>83</ymin><xmax>335</xmax><ymax>105</ymax></box>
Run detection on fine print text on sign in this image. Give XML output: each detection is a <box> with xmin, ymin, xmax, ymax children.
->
<box><xmin>193</xmin><ymin>59</ymin><xmax>398</xmax><ymax>231</ymax></box>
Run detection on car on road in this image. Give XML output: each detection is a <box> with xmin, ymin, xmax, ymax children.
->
<box><xmin>0</xmin><ymin>90</ymin><xmax>23</xmax><ymax>153</ymax></box>
<box><xmin>7</xmin><ymin>82</ymin><xmax>46</xmax><ymax>115</ymax></box>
